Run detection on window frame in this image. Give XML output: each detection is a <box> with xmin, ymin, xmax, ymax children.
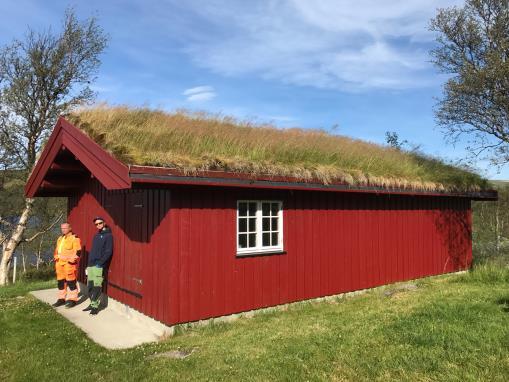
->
<box><xmin>236</xmin><ymin>200</ymin><xmax>284</xmax><ymax>256</ymax></box>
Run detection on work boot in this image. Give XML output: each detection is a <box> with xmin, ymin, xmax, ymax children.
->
<box><xmin>65</xmin><ymin>301</ymin><xmax>76</xmax><ymax>308</ymax></box>
<box><xmin>89</xmin><ymin>307</ymin><xmax>99</xmax><ymax>315</ymax></box>
<box><xmin>82</xmin><ymin>305</ymin><xmax>93</xmax><ymax>312</ymax></box>
<box><xmin>52</xmin><ymin>299</ymin><xmax>66</xmax><ymax>307</ymax></box>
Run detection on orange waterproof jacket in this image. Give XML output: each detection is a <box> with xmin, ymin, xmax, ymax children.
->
<box><xmin>54</xmin><ymin>234</ymin><xmax>81</xmax><ymax>263</ymax></box>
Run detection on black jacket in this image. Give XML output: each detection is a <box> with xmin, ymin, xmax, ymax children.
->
<box><xmin>88</xmin><ymin>227</ymin><xmax>113</xmax><ymax>267</ymax></box>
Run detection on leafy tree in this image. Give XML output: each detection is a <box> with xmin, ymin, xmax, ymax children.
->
<box><xmin>0</xmin><ymin>9</ymin><xmax>107</xmax><ymax>285</ymax></box>
<box><xmin>430</xmin><ymin>0</ymin><xmax>509</xmax><ymax>165</ymax></box>
<box><xmin>385</xmin><ymin>131</ymin><xmax>402</xmax><ymax>150</ymax></box>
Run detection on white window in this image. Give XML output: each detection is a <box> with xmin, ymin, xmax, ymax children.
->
<box><xmin>237</xmin><ymin>200</ymin><xmax>283</xmax><ymax>255</ymax></box>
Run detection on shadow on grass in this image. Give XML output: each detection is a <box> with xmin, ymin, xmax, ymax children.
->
<box><xmin>496</xmin><ymin>297</ymin><xmax>509</xmax><ymax>313</ymax></box>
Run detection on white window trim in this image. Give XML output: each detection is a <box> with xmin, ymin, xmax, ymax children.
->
<box><xmin>236</xmin><ymin>200</ymin><xmax>284</xmax><ymax>255</ymax></box>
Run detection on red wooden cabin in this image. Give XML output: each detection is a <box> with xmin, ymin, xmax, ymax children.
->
<box><xmin>25</xmin><ymin>117</ymin><xmax>497</xmax><ymax>326</ymax></box>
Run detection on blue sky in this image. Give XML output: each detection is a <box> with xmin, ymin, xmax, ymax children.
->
<box><xmin>1</xmin><ymin>0</ymin><xmax>507</xmax><ymax>180</ymax></box>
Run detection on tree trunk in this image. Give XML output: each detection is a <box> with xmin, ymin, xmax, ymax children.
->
<box><xmin>0</xmin><ymin>198</ymin><xmax>34</xmax><ymax>286</ymax></box>
<box><xmin>495</xmin><ymin>202</ymin><xmax>501</xmax><ymax>256</ymax></box>
<box><xmin>36</xmin><ymin>236</ymin><xmax>44</xmax><ymax>270</ymax></box>
<box><xmin>21</xmin><ymin>243</ymin><xmax>26</xmax><ymax>273</ymax></box>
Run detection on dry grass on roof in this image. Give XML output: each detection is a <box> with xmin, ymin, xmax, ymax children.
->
<box><xmin>66</xmin><ymin>105</ymin><xmax>488</xmax><ymax>192</ymax></box>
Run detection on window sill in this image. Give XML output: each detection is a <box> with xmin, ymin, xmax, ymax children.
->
<box><xmin>236</xmin><ymin>250</ymin><xmax>286</xmax><ymax>258</ymax></box>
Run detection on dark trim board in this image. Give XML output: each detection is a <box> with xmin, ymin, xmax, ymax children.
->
<box><xmin>130</xmin><ymin>172</ymin><xmax>497</xmax><ymax>201</ymax></box>
<box><xmin>108</xmin><ymin>282</ymin><xmax>143</xmax><ymax>299</ymax></box>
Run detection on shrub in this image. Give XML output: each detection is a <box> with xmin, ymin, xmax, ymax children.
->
<box><xmin>19</xmin><ymin>263</ymin><xmax>55</xmax><ymax>281</ymax></box>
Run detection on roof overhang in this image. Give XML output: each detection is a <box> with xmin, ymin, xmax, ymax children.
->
<box><xmin>25</xmin><ymin>117</ymin><xmax>131</xmax><ymax>197</ymax></box>
<box><xmin>129</xmin><ymin>165</ymin><xmax>498</xmax><ymax>201</ymax></box>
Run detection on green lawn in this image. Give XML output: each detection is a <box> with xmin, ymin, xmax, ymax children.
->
<box><xmin>1</xmin><ymin>266</ymin><xmax>508</xmax><ymax>382</ymax></box>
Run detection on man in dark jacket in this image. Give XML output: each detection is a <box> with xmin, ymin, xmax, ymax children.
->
<box><xmin>83</xmin><ymin>217</ymin><xmax>113</xmax><ymax>315</ymax></box>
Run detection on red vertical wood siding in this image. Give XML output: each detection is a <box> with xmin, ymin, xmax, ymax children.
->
<box><xmin>165</xmin><ymin>186</ymin><xmax>472</xmax><ymax>325</ymax></box>
<box><xmin>68</xmin><ymin>179</ymin><xmax>472</xmax><ymax>326</ymax></box>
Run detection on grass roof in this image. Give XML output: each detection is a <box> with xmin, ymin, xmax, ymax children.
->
<box><xmin>67</xmin><ymin>105</ymin><xmax>489</xmax><ymax>192</ymax></box>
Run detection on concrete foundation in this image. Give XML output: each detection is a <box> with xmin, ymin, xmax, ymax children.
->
<box><xmin>30</xmin><ymin>287</ymin><xmax>173</xmax><ymax>349</ymax></box>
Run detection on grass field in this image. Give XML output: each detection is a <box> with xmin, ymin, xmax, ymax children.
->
<box><xmin>1</xmin><ymin>266</ymin><xmax>508</xmax><ymax>381</ymax></box>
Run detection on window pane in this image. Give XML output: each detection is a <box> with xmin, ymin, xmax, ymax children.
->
<box><xmin>271</xmin><ymin>203</ymin><xmax>279</xmax><ymax>216</ymax></box>
<box><xmin>248</xmin><ymin>217</ymin><xmax>256</xmax><ymax>232</ymax></box>
<box><xmin>262</xmin><ymin>217</ymin><xmax>270</xmax><ymax>231</ymax></box>
<box><xmin>262</xmin><ymin>202</ymin><xmax>270</xmax><ymax>216</ymax></box>
<box><xmin>239</xmin><ymin>218</ymin><xmax>247</xmax><ymax>232</ymax></box>
<box><xmin>238</xmin><ymin>200</ymin><xmax>282</xmax><ymax>252</ymax></box>
<box><xmin>238</xmin><ymin>234</ymin><xmax>247</xmax><ymax>248</ymax></box>
<box><xmin>249</xmin><ymin>233</ymin><xmax>256</xmax><ymax>247</ymax></box>
<box><xmin>238</xmin><ymin>202</ymin><xmax>247</xmax><ymax>217</ymax></box>
<box><xmin>271</xmin><ymin>232</ymin><xmax>278</xmax><ymax>246</ymax></box>
<box><xmin>248</xmin><ymin>202</ymin><xmax>257</xmax><ymax>216</ymax></box>
<box><xmin>262</xmin><ymin>232</ymin><xmax>270</xmax><ymax>246</ymax></box>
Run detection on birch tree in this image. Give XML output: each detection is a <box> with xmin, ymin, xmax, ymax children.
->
<box><xmin>430</xmin><ymin>0</ymin><xmax>509</xmax><ymax>165</ymax></box>
<box><xmin>0</xmin><ymin>9</ymin><xmax>107</xmax><ymax>285</ymax></box>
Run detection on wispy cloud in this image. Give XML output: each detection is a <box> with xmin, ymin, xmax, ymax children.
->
<box><xmin>151</xmin><ymin>0</ymin><xmax>462</xmax><ymax>92</ymax></box>
<box><xmin>187</xmin><ymin>92</ymin><xmax>216</xmax><ymax>102</ymax></box>
<box><xmin>183</xmin><ymin>85</ymin><xmax>214</xmax><ymax>96</ymax></box>
<box><xmin>183</xmin><ymin>85</ymin><xmax>217</xmax><ymax>102</ymax></box>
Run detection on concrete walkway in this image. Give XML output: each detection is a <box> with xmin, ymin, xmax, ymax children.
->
<box><xmin>30</xmin><ymin>288</ymin><xmax>172</xmax><ymax>350</ymax></box>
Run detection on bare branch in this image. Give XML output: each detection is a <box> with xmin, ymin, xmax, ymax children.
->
<box><xmin>22</xmin><ymin>212</ymin><xmax>63</xmax><ymax>243</ymax></box>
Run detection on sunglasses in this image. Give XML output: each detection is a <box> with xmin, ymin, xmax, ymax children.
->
<box><xmin>94</xmin><ymin>221</ymin><xmax>104</xmax><ymax>226</ymax></box>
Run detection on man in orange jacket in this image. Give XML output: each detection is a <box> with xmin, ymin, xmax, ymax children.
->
<box><xmin>52</xmin><ymin>222</ymin><xmax>82</xmax><ymax>308</ymax></box>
